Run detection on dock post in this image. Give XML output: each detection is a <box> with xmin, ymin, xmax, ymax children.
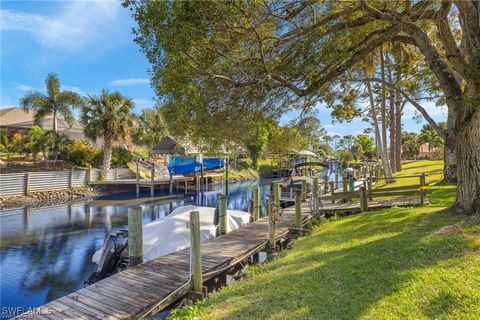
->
<box><xmin>330</xmin><ymin>181</ymin><xmax>335</xmax><ymax>204</ymax></box>
<box><xmin>189</xmin><ymin>210</ymin><xmax>203</xmax><ymax>293</ymax></box>
<box><xmin>87</xmin><ymin>165</ymin><xmax>92</xmax><ymax>183</ymax></box>
<box><xmin>169</xmin><ymin>177</ymin><xmax>173</xmax><ymax>195</ymax></box>
<box><xmin>150</xmin><ymin>165</ymin><xmax>155</xmax><ymax>197</ymax></box>
<box><xmin>128</xmin><ymin>207</ymin><xmax>143</xmax><ymax>266</ymax></box>
<box><xmin>420</xmin><ymin>173</ymin><xmax>426</xmax><ymax>205</ymax></box>
<box><xmin>136</xmin><ymin>160</ymin><xmax>140</xmax><ymax>197</ymax></box>
<box><xmin>301</xmin><ymin>179</ymin><xmax>307</xmax><ymax>202</ymax></box>
<box><xmin>218</xmin><ymin>195</ymin><xmax>228</xmax><ymax>235</ymax></box>
<box><xmin>225</xmin><ymin>158</ymin><xmax>229</xmax><ymax>196</ymax></box>
<box><xmin>295</xmin><ymin>190</ymin><xmax>302</xmax><ymax>229</ymax></box>
<box><xmin>24</xmin><ymin>173</ymin><xmax>30</xmax><ymax>196</ymax></box>
<box><xmin>69</xmin><ymin>168</ymin><xmax>74</xmax><ymax>189</ymax></box>
<box><xmin>253</xmin><ymin>187</ymin><xmax>260</xmax><ymax>221</ymax></box>
<box><xmin>367</xmin><ymin>177</ymin><xmax>373</xmax><ymax>200</ymax></box>
<box><xmin>359</xmin><ymin>187</ymin><xmax>368</xmax><ymax>212</ymax></box>
<box><xmin>267</xmin><ymin>196</ymin><xmax>276</xmax><ymax>250</ymax></box>
<box><xmin>335</xmin><ymin>173</ymin><xmax>339</xmax><ymax>190</ymax></box>
<box><xmin>273</xmin><ymin>183</ymin><xmax>281</xmax><ymax>208</ymax></box>
<box><xmin>313</xmin><ymin>177</ymin><xmax>319</xmax><ymax>213</ymax></box>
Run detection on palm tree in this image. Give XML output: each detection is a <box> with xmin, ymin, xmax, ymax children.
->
<box><xmin>81</xmin><ymin>90</ymin><xmax>134</xmax><ymax>178</ymax></box>
<box><xmin>20</xmin><ymin>73</ymin><xmax>82</xmax><ymax>133</ymax></box>
<box><xmin>132</xmin><ymin>108</ymin><xmax>168</xmax><ymax>148</ymax></box>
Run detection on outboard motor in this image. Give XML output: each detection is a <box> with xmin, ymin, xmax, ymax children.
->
<box><xmin>85</xmin><ymin>230</ymin><xmax>129</xmax><ymax>285</ymax></box>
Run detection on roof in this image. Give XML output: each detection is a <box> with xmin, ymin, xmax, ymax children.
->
<box><xmin>0</xmin><ymin>107</ymin><xmax>86</xmax><ymax>140</ymax></box>
<box><xmin>151</xmin><ymin>136</ymin><xmax>180</xmax><ymax>154</ymax></box>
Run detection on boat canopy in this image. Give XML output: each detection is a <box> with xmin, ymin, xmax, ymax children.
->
<box><xmin>168</xmin><ymin>156</ymin><xmax>225</xmax><ymax>175</ymax></box>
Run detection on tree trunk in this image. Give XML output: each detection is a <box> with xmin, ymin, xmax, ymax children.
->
<box><xmin>395</xmin><ymin>99</ymin><xmax>403</xmax><ymax>172</ymax></box>
<box><xmin>365</xmin><ymin>77</ymin><xmax>395</xmax><ymax>182</ymax></box>
<box><xmin>389</xmin><ymin>85</ymin><xmax>396</xmax><ymax>172</ymax></box>
<box><xmin>101</xmin><ymin>136</ymin><xmax>113</xmax><ymax>179</ymax></box>
<box><xmin>53</xmin><ymin>110</ymin><xmax>58</xmax><ymax>133</ymax></box>
<box><xmin>380</xmin><ymin>47</ymin><xmax>388</xmax><ymax>157</ymax></box>
<box><xmin>454</xmin><ymin>109</ymin><xmax>480</xmax><ymax>214</ymax></box>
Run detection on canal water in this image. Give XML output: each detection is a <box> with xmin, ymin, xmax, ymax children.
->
<box><xmin>0</xmin><ymin>180</ymin><xmax>272</xmax><ymax>314</ymax></box>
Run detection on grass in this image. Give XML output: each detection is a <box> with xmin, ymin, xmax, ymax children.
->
<box><xmin>169</xmin><ymin>161</ymin><xmax>480</xmax><ymax>320</ymax></box>
<box><xmin>375</xmin><ymin>160</ymin><xmax>445</xmax><ymax>188</ymax></box>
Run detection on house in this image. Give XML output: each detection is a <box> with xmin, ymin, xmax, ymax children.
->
<box><xmin>0</xmin><ymin>107</ymin><xmax>87</xmax><ymax>140</ymax></box>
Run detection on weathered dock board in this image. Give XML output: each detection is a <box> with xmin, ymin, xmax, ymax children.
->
<box><xmin>320</xmin><ymin>196</ymin><xmax>424</xmax><ymax>213</ymax></box>
<box><xmin>17</xmin><ymin>202</ymin><xmax>312</xmax><ymax>320</ymax></box>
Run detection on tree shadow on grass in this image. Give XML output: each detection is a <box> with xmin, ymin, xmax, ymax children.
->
<box><xmin>200</xmin><ymin>207</ymin><xmax>474</xmax><ymax>320</ymax></box>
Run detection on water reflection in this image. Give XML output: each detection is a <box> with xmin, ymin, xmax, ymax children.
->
<box><xmin>0</xmin><ymin>180</ymin><xmax>271</xmax><ymax>313</ymax></box>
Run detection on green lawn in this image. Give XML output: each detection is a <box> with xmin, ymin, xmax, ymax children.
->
<box><xmin>169</xmin><ymin>161</ymin><xmax>480</xmax><ymax>320</ymax></box>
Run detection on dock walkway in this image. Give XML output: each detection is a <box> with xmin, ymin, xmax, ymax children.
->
<box><xmin>19</xmin><ymin>202</ymin><xmax>312</xmax><ymax>320</ymax></box>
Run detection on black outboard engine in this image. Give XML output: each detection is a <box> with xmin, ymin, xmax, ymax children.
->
<box><xmin>85</xmin><ymin>230</ymin><xmax>129</xmax><ymax>285</ymax></box>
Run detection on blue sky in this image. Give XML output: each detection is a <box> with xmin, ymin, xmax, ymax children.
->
<box><xmin>1</xmin><ymin>0</ymin><xmax>447</xmax><ymax>137</ymax></box>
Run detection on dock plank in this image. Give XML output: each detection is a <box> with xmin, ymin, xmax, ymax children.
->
<box><xmin>19</xmin><ymin>196</ymin><xmax>423</xmax><ymax>320</ymax></box>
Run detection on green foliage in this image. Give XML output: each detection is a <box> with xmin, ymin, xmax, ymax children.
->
<box><xmin>132</xmin><ymin>108</ymin><xmax>168</xmax><ymax>148</ymax></box>
<box><xmin>67</xmin><ymin>140</ymin><xmax>97</xmax><ymax>167</ymax></box>
<box><xmin>419</xmin><ymin>123</ymin><xmax>444</xmax><ymax>159</ymax></box>
<box><xmin>402</xmin><ymin>132</ymin><xmax>420</xmax><ymax>159</ymax></box>
<box><xmin>20</xmin><ymin>73</ymin><xmax>82</xmax><ymax>132</ymax></box>
<box><xmin>168</xmin><ymin>161</ymin><xmax>479</xmax><ymax>320</ymax></box>
<box><xmin>353</xmin><ymin>134</ymin><xmax>375</xmax><ymax>159</ymax></box>
<box><xmin>81</xmin><ymin>90</ymin><xmax>135</xmax><ymax>176</ymax></box>
<box><xmin>93</xmin><ymin>146</ymin><xmax>134</xmax><ymax>167</ymax></box>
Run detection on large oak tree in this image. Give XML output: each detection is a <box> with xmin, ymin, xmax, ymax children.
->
<box><xmin>125</xmin><ymin>0</ymin><xmax>480</xmax><ymax>214</ymax></box>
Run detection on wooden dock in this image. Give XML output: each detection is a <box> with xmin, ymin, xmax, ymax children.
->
<box><xmin>320</xmin><ymin>196</ymin><xmax>424</xmax><ymax>214</ymax></box>
<box><xmin>18</xmin><ymin>202</ymin><xmax>312</xmax><ymax>320</ymax></box>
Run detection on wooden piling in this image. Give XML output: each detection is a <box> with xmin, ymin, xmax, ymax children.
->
<box><xmin>295</xmin><ymin>191</ymin><xmax>302</xmax><ymax>229</ymax></box>
<box><xmin>313</xmin><ymin>177</ymin><xmax>319</xmax><ymax>212</ymax></box>
<box><xmin>87</xmin><ymin>165</ymin><xmax>92</xmax><ymax>183</ymax></box>
<box><xmin>24</xmin><ymin>173</ymin><xmax>30</xmax><ymax>196</ymax></box>
<box><xmin>359</xmin><ymin>187</ymin><xmax>368</xmax><ymax>212</ymax></box>
<box><xmin>218</xmin><ymin>195</ymin><xmax>228</xmax><ymax>235</ymax></box>
<box><xmin>150</xmin><ymin>166</ymin><xmax>155</xmax><ymax>197</ymax></box>
<box><xmin>128</xmin><ymin>207</ymin><xmax>143</xmax><ymax>266</ymax></box>
<box><xmin>273</xmin><ymin>183</ymin><xmax>281</xmax><ymax>207</ymax></box>
<box><xmin>189</xmin><ymin>210</ymin><xmax>203</xmax><ymax>293</ymax></box>
<box><xmin>367</xmin><ymin>177</ymin><xmax>373</xmax><ymax>200</ymax></box>
<box><xmin>69</xmin><ymin>168</ymin><xmax>74</xmax><ymax>189</ymax></box>
<box><xmin>301</xmin><ymin>179</ymin><xmax>307</xmax><ymax>202</ymax></box>
<box><xmin>253</xmin><ymin>187</ymin><xmax>260</xmax><ymax>221</ymax></box>
<box><xmin>335</xmin><ymin>173</ymin><xmax>339</xmax><ymax>190</ymax></box>
<box><xmin>267</xmin><ymin>197</ymin><xmax>275</xmax><ymax>249</ymax></box>
<box><xmin>420</xmin><ymin>173</ymin><xmax>426</xmax><ymax>205</ymax></box>
<box><xmin>330</xmin><ymin>181</ymin><xmax>335</xmax><ymax>204</ymax></box>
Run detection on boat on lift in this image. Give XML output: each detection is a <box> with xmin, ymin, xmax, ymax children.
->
<box><xmin>86</xmin><ymin>205</ymin><xmax>251</xmax><ymax>284</ymax></box>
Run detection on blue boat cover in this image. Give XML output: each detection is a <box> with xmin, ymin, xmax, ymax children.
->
<box><xmin>168</xmin><ymin>157</ymin><xmax>224</xmax><ymax>175</ymax></box>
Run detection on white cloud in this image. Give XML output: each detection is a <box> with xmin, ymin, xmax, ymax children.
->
<box><xmin>403</xmin><ymin>100</ymin><xmax>447</xmax><ymax>119</ymax></box>
<box><xmin>62</xmin><ymin>85</ymin><xmax>87</xmax><ymax>96</ymax></box>
<box><xmin>18</xmin><ymin>84</ymin><xmax>33</xmax><ymax>91</ymax></box>
<box><xmin>0</xmin><ymin>1</ymin><xmax>124</xmax><ymax>52</ymax></box>
<box><xmin>109</xmin><ymin>78</ymin><xmax>150</xmax><ymax>86</ymax></box>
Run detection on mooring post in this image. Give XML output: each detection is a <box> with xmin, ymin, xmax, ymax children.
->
<box><xmin>24</xmin><ymin>173</ymin><xmax>30</xmax><ymax>196</ymax></box>
<box><xmin>218</xmin><ymin>195</ymin><xmax>228</xmax><ymax>235</ymax></box>
<box><xmin>359</xmin><ymin>187</ymin><xmax>367</xmax><ymax>212</ymax></box>
<box><xmin>128</xmin><ymin>207</ymin><xmax>143</xmax><ymax>266</ymax></box>
<box><xmin>69</xmin><ymin>168</ymin><xmax>74</xmax><ymax>189</ymax></box>
<box><xmin>150</xmin><ymin>165</ymin><xmax>155</xmax><ymax>197</ymax></box>
<box><xmin>273</xmin><ymin>183</ymin><xmax>281</xmax><ymax>208</ymax></box>
<box><xmin>335</xmin><ymin>173</ymin><xmax>339</xmax><ymax>190</ymax></box>
<box><xmin>295</xmin><ymin>190</ymin><xmax>302</xmax><ymax>229</ymax></box>
<box><xmin>313</xmin><ymin>177</ymin><xmax>319</xmax><ymax>213</ymax></box>
<box><xmin>301</xmin><ymin>179</ymin><xmax>307</xmax><ymax>202</ymax></box>
<box><xmin>136</xmin><ymin>160</ymin><xmax>140</xmax><ymax>197</ymax></box>
<box><xmin>367</xmin><ymin>177</ymin><xmax>373</xmax><ymax>200</ymax></box>
<box><xmin>87</xmin><ymin>165</ymin><xmax>92</xmax><ymax>183</ymax></box>
<box><xmin>189</xmin><ymin>210</ymin><xmax>203</xmax><ymax>293</ymax></box>
<box><xmin>253</xmin><ymin>187</ymin><xmax>260</xmax><ymax>221</ymax></box>
<box><xmin>225</xmin><ymin>157</ymin><xmax>229</xmax><ymax>196</ymax></box>
<box><xmin>267</xmin><ymin>196</ymin><xmax>275</xmax><ymax>249</ymax></box>
<box><xmin>329</xmin><ymin>181</ymin><xmax>335</xmax><ymax>204</ymax></box>
<box><xmin>420</xmin><ymin>173</ymin><xmax>426</xmax><ymax>205</ymax></box>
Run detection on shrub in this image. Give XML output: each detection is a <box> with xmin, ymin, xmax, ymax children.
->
<box><xmin>67</xmin><ymin>140</ymin><xmax>97</xmax><ymax>167</ymax></box>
